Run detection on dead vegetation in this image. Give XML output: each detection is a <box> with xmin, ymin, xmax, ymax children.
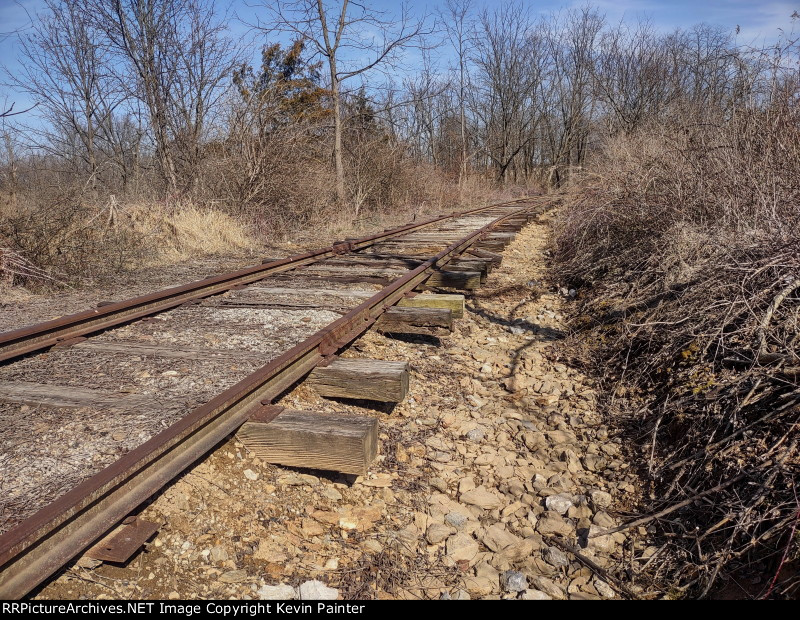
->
<box><xmin>555</xmin><ymin>92</ymin><xmax>800</xmax><ymax>597</ymax></box>
<box><xmin>0</xmin><ymin>193</ymin><xmax>256</xmax><ymax>287</ymax></box>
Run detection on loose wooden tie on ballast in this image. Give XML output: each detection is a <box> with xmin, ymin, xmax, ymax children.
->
<box><xmin>398</xmin><ymin>293</ymin><xmax>465</xmax><ymax>319</ymax></box>
<box><xmin>237</xmin><ymin>408</ymin><xmax>378</xmax><ymax>476</ymax></box>
<box><xmin>375</xmin><ymin>307</ymin><xmax>453</xmax><ymax>336</ymax></box>
<box><xmin>307</xmin><ymin>358</ymin><xmax>410</xmax><ymax>403</ymax></box>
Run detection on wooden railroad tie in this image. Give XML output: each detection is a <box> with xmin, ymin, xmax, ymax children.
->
<box><xmin>375</xmin><ymin>306</ymin><xmax>453</xmax><ymax>335</ymax></box>
<box><xmin>442</xmin><ymin>259</ymin><xmax>491</xmax><ymax>282</ymax></box>
<box><xmin>0</xmin><ymin>380</ymin><xmax>161</xmax><ymax>411</ymax></box>
<box><xmin>421</xmin><ymin>269</ymin><xmax>482</xmax><ymax>290</ymax></box>
<box><xmin>307</xmin><ymin>358</ymin><xmax>410</xmax><ymax>402</ymax></box>
<box><xmin>467</xmin><ymin>248</ymin><xmax>503</xmax><ymax>266</ymax></box>
<box><xmin>237</xmin><ymin>407</ymin><xmax>378</xmax><ymax>476</ymax></box>
<box><xmin>398</xmin><ymin>293</ymin><xmax>465</xmax><ymax>319</ymax></box>
<box><xmin>475</xmin><ymin>232</ymin><xmax>516</xmax><ymax>252</ymax></box>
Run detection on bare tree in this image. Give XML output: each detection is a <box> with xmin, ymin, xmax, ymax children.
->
<box><xmin>593</xmin><ymin>20</ymin><xmax>674</xmax><ymax>135</ymax></box>
<box><xmin>1</xmin><ymin>131</ymin><xmax>19</xmax><ymax>208</ymax></box>
<box><xmin>90</xmin><ymin>0</ymin><xmax>236</xmax><ymax>196</ymax></box>
<box><xmin>4</xmin><ymin>0</ymin><xmax>121</xmax><ymax>193</ymax></box>
<box><xmin>541</xmin><ymin>7</ymin><xmax>604</xmax><ymax>187</ymax></box>
<box><xmin>167</xmin><ymin>2</ymin><xmax>238</xmax><ymax>195</ymax></box>
<box><xmin>440</xmin><ymin>0</ymin><xmax>474</xmax><ymax>183</ymax></box>
<box><xmin>1</xmin><ymin>9</ymin><xmax>33</xmax><ymax>120</ymax></box>
<box><xmin>470</xmin><ymin>2</ymin><xmax>545</xmax><ymax>182</ymax></box>
<box><xmin>403</xmin><ymin>49</ymin><xmax>450</xmax><ymax>165</ymax></box>
<box><xmin>260</xmin><ymin>0</ymin><xmax>429</xmax><ymax>205</ymax></box>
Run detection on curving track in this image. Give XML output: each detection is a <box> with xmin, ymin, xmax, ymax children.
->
<box><xmin>0</xmin><ymin>198</ymin><xmax>542</xmax><ymax>598</ymax></box>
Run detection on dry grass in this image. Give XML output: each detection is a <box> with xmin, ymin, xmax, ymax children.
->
<box><xmin>554</xmin><ymin>100</ymin><xmax>800</xmax><ymax>598</ymax></box>
<box><xmin>127</xmin><ymin>203</ymin><xmax>254</xmax><ymax>264</ymax></box>
<box><xmin>0</xmin><ymin>194</ymin><xmax>256</xmax><ymax>287</ymax></box>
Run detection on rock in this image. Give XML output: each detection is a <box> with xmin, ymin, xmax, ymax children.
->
<box><xmin>426</xmin><ymin>523</ymin><xmax>453</xmax><ymax>545</ymax></box>
<box><xmin>589</xmin><ymin>490</ymin><xmax>613</xmax><ymax>511</ymax></box>
<box><xmin>521</xmin><ymin>589</ymin><xmax>552</xmax><ymax>600</ymax></box>
<box><xmin>592</xmin><ymin>511</ymin><xmax>616</xmax><ymax>528</ymax></box>
<box><xmin>500</xmin><ymin>570</ymin><xmax>528</xmax><ymax>593</ymax></box>
<box><xmin>76</xmin><ymin>556</ymin><xmax>102</xmax><ymax>570</ymax></box>
<box><xmin>587</xmin><ymin>525</ymin><xmax>616</xmax><ymax>553</ymax></box>
<box><xmin>430</xmin><ymin>477</ymin><xmax>448</xmax><ymax>493</ymax></box>
<box><xmin>459</xmin><ymin>477</ymin><xmax>476</xmax><ymax>494</ymax></box>
<box><xmin>299</xmin><ymin>580</ymin><xmax>338</xmax><ymax>600</ymax></box>
<box><xmin>594</xmin><ymin>578</ymin><xmax>615</xmax><ymax>599</ymax></box>
<box><xmin>219</xmin><ymin>570</ymin><xmax>249</xmax><ymax>584</ymax></box>
<box><xmin>445</xmin><ymin>512</ymin><xmax>469</xmax><ymax>528</ymax></box>
<box><xmin>322</xmin><ymin>487</ymin><xmax>343</xmax><ymax>501</ymax></box>
<box><xmin>258</xmin><ymin>584</ymin><xmax>297</xmax><ymax>600</ymax></box>
<box><xmin>302</xmin><ymin>518</ymin><xmax>325</xmax><ymax>537</ymax></box>
<box><xmin>277</xmin><ymin>473</ymin><xmax>318</xmax><ymax>486</ymax></box>
<box><xmin>243</xmin><ymin>469</ymin><xmax>259</xmax><ymax>481</ymax></box>
<box><xmin>530</xmin><ymin>576</ymin><xmax>566</xmax><ymax>600</ymax></box>
<box><xmin>460</xmin><ymin>486</ymin><xmax>504</xmax><ymax>510</ymax></box>
<box><xmin>545</xmin><ymin>494</ymin><xmax>573</xmax><ymax>515</ymax></box>
<box><xmin>338</xmin><ymin>516</ymin><xmax>358</xmax><ymax>531</ymax></box>
<box><xmin>446</xmin><ymin>533</ymin><xmax>480</xmax><ymax>564</ymax></box>
<box><xmin>480</xmin><ymin>524</ymin><xmax>522</xmax><ymax>553</ymax></box>
<box><xmin>209</xmin><ymin>546</ymin><xmax>229</xmax><ymax>563</ymax></box>
<box><xmin>464</xmin><ymin>576</ymin><xmax>497</xmax><ymax>597</ymax></box>
<box><xmin>466</xmin><ymin>428</ymin><xmax>485</xmax><ymax>441</ymax></box>
<box><xmin>535</xmin><ymin>511</ymin><xmax>573</xmax><ymax>536</ymax></box>
<box><xmin>362</xmin><ymin>540</ymin><xmax>383</xmax><ymax>554</ymax></box>
<box><xmin>543</xmin><ymin>546</ymin><xmax>569</xmax><ymax>568</ymax></box>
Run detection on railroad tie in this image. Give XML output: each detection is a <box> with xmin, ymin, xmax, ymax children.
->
<box><xmin>306</xmin><ymin>358</ymin><xmax>410</xmax><ymax>403</ymax></box>
<box><xmin>421</xmin><ymin>269</ymin><xmax>482</xmax><ymax>290</ymax></box>
<box><xmin>467</xmin><ymin>247</ymin><xmax>503</xmax><ymax>266</ymax></box>
<box><xmin>442</xmin><ymin>259</ymin><xmax>491</xmax><ymax>283</ymax></box>
<box><xmin>375</xmin><ymin>306</ymin><xmax>454</xmax><ymax>335</ymax></box>
<box><xmin>237</xmin><ymin>407</ymin><xmax>378</xmax><ymax>476</ymax></box>
<box><xmin>398</xmin><ymin>293</ymin><xmax>465</xmax><ymax>319</ymax></box>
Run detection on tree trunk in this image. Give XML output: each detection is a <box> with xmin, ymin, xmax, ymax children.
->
<box><xmin>3</xmin><ymin>134</ymin><xmax>17</xmax><ymax>209</ymax></box>
<box><xmin>330</xmin><ymin>62</ymin><xmax>345</xmax><ymax>205</ymax></box>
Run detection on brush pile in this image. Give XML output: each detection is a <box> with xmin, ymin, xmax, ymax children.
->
<box><xmin>555</xmin><ymin>102</ymin><xmax>800</xmax><ymax>598</ymax></box>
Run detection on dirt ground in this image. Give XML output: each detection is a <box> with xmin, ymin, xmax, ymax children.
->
<box><xmin>31</xmin><ymin>211</ymin><xmax>650</xmax><ymax>600</ymax></box>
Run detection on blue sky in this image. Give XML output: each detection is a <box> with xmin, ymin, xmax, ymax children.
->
<box><xmin>1</xmin><ymin>0</ymin><xmax>798</xmax><ymax>127</ymax></box>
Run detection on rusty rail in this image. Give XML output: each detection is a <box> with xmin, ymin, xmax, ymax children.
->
<box><xmin>0</xmin><ymin>200</ymin><xmax>526</xmax><ymax>364</ymax></box>
<box><xmin>0</xmin><ymin>201</ymin><xmax>538</xmax><ymax>598</ymax></box>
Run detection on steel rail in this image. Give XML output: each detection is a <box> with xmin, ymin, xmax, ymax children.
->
<box><xmin>0</xmin><ymin>201</ymin><xmax>538</xmax><ymax>599</ymax></box>
<box><xmin>0</xmin><ymin>200</ymin><xmax>527</xmax><ymax>364</ymax></box>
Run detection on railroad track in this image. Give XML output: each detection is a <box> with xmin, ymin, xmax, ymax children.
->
<box><xmin>0</xmin><ymin>198</ymin><xmax>543</xmax><ymax>598</ymax></box>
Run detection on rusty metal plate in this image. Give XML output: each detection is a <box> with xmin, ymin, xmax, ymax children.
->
<box><xmin>86</xmin><ymin>517</ymin><xmax>159</xmax><ymax>564</ymax></box>
<box><xmin>249</xmin><ymin>405</ymin><xmax>285</xmax><ymax>424</ymax></box>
